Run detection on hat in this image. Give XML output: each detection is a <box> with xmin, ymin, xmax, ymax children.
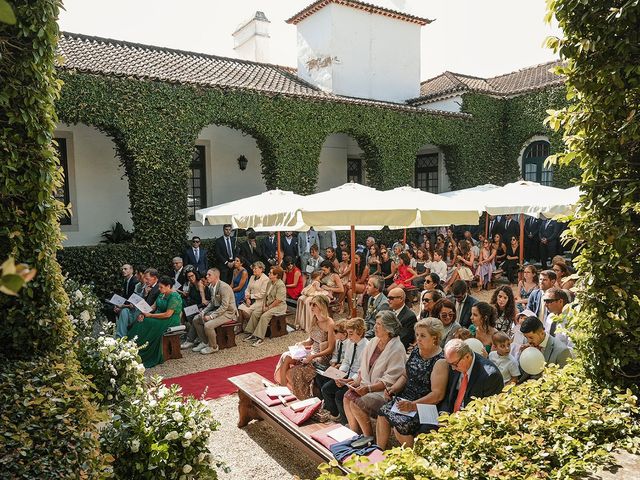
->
<box><xmin>518</xmin><ymin>308</ymin><xmax>536</xmax><ymax>318</ymax></box>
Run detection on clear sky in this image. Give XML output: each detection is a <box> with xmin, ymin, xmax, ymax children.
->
<box><xmin>58</xmin><ymin>0</ymin><xmax>562</xmax><ymax>80</ymax></box>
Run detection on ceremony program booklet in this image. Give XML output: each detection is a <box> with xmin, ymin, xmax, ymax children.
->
<box><xmin>318</xmin><ymin>366</ymin><xmax>347</xmax><ymax>380</ymax></box>
<box><xmin>289</xmin><ymin>345</ymin><xmax>308</xmax><ymax>360</ymax></box>
<box><xmin>265</xmin><ymin>386</ymin><xmax>292</xmax><ymax>397</ymax></box>
<box><xmin>107</xmin><ymin>294</ymin><xmax>127</xmax><ymax>306</ymax></box>
<box><xmin>127</xmin><ymin>293</ymin><xmax>152</xmax><ymax>314</ymax></box>
<box><xmin>183</xmin><ymin>304</ymin><xmax>199</xmax><ymax>316</ymax></box>
<box><xmin>417</xmin><ymin>404</ymin><xmax>439</xmax><ymax>425</ymax></box>
<box><xmin>390</xmin><ymin>398</ymin><xmax>417</xmax><ymax>417</ymax></box>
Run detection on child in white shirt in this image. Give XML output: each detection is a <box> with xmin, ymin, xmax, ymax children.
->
<box><xmin>428</xmin><ymin>249</ymin><xmax>448</xmax><ymax>282</ymax></box>
<box><xmin>489</xmin><ymin>331</ymin><xmax>520</xmax><ymax>384</ymax></box>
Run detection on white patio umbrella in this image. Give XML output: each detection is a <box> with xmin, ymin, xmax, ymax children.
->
<box><xmin>439</xmin><ymin>184</ymin><xmax>499</xmax><ymax>210</ymax></box>
<box><xmin>387</xmin><ymin>186</ymin><xmax>481</xmax><ymax>226</ymax></box>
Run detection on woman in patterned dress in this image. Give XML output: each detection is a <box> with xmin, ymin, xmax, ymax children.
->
<box><xmin>376</xmin><ymin>318</ymin><xmax>449</xmax><ymax>449</ymax></box>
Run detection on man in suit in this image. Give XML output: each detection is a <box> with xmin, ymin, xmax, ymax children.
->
<box><xmin>502</xmin><ymin>214</ymin><xmax>520</xmax><ymax>242</ymax></box>
<box><xmin>318</xmin><ymin>229</ymin><xmax>337</xmax><ymax>251</ymax></box>
<box><xmin>183</xmin><ymin>236</ymin><xmax>208</xmax><ymax>276</ymax></box>
<box><xmin>538</xmin><ymin>218</ymin><xmax>560</xmax><ymax>269</ymax></box>
<box><xmin>192</xmin><ymin>268</ymin><xmax>237</xmax><ymax>354</ymax></box>
<box><xmin>298</xmin><ymin>227</ymin><xmax>319</xmax><ymax>273</ymax></box>
<box><xmin>364</xmin><ymin>276</ymin><xmax>390</xmax><ymax>338</ymax></box>
<box><xmin>518</xmin><ymin>316</ymin><xmax>572</xmax><ymax>383</ymax></box>
<box><xmin>541</xmin><ymin>287</ymin><xmax>573</xmax><ymax>346</ymax></box>
<box><xmin>280</xmin><ymin>231</ymin><xmax>298</xmax><ymax>265</ymax></box>
<box><xmin>171</xmin><ymin>257</ymin><xmax>186</xmax><ymax>287</ymax></box>
<box><xmin>439</xmin><ymin>339</ymin><xmax>504</xmax><ymax>414</ymax></box>
<box><xmin>364</xmin><ymin>236</ymin><xmax>376</xmax><ymax>263</ymax></box>
<box><xmin>448</xmin><ymin>280</ymin><xmax>479</xmax><ymax>329</ymax></box>
<box><xmin>115</xmin><ymin>268</ymin><xmax>159</xmax><ymax>338</ymax></box>
<box><xmin>387</xmin><ymin>287</ymin><xmax>417</xmax><ymax>350</ymax></box>
<box><xmin>488</xmin><ymin>215</ymin><xmax>504</xmax><ymax>241</ymax></box>
<box><xmin>526</xmin><ymin>270</ymin><xmax>557</xmax><ymax>330</ymax></box>
<box><xmin>523</xmin><ymin>215</ymin><xmax>541</xmax><ymax>263</ymax></box>
<box><xmin>239</xmin><ymin>230</ymin><xmax>262</xmax><ymax>267</ymax></box>
<box><xmin>108</xmin><ymin>263</ymin><xmax>140</xmax><ymax>321</ymax></box>
<box><xmin>260</xmin><ymin>232</ymin><xmax>279</xmax><ymax>269</ymax></box>
<box><xmin>214</xmin><ymin>224</ymin><xmax>236</xmax><ymax>283</ymax></box>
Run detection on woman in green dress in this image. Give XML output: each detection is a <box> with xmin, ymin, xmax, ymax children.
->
<box><xmin>130</xmin><ymin>275</ymin><xmax>182</xmax><ymax>368</ymax></box>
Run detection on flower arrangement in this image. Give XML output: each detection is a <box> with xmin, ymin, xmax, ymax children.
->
<box><xmin>64</xmin><ymin>276</ymin><xmax>109</xmax><ymax>338</ymax></box>
<box><xmin>101</xmin><ymin>378</ymin><xmax>223</xmax><ymax>479</ymax></box>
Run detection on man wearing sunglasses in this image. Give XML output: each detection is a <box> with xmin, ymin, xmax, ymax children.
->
<box><xmin>438</xmin><ymin>339</ymin><xmax>503</xmax><ymax>414</ymax></box>
<box><xmin>184</xmin><ymin>236</ymin><xmax>208</xmax><ymax>276</ymax></box>
<box><xmin>526</xmin><ymin>270</ymin><xmax>557</xmax><ymax>326</ymax></box>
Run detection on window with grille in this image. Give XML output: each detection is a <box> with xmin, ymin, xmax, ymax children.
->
<box><xmin>53</xmin><ymin>137</ymin><xmax>71</xmax><ymax>225</ymax></box>
<box><xmin>523</xmin><ymin>140</ymin><xmax>553</xmax><ymax>186</ymax></box>
<box><xmin>188</xmin><ymin>145</ymin><xmax>207</xmax><ymax>220</ymax></box>
<box><xmin>347</xmin><ymin>157</ymin><xmax>363</xmax><ymax>184</ymax></box>
<box><xmin>414</xmin><ymin>153</ymin><xmax>439</xmax><ymax>193</ymax></box>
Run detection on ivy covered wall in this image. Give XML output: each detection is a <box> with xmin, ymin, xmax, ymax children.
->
<box><xmin>55</xmin><ymin>71</ymin><xmax>572</xmax><ymax>264</ymax></box>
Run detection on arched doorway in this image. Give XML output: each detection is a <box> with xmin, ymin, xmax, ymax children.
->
<box><xmin>521</xmin><ymin>138</ymin><xmax>553</xmax><ymax>186</ymax></box>
<box><xmin>317</xmin><ymin>133</ymin><xmax>367</xmax><ymax>191</ymax></box>
<box><xmin>414</xmin><ymin>144</ymin><xmax>450</xmax><ymax>193</ymax></box>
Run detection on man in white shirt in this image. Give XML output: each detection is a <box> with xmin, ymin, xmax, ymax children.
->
<box><xmin>428</xmin><ymin>249</ymin><xmax>448</xmax><ymax>283</ymax></box>
<box><xmin>518</xmin><ymin>316</ymin><xmax>572</xmax><ymax>382</ymax></box>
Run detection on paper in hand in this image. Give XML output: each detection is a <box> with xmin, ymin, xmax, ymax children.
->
<box><xmin>390</xmin><ymin>398</ymin><xmax>417</xmax><ymax>417</ymax></box>
<box><xmin>128</xmin><ymin>293</ymin><xmax>152</xmax><ymax>313</ymax></box>
<box><xmin>417</xmin><ymin>404</ymin><xmax>439</xmax><ymax>425</ymax></box>
<box><xmin>319</xmin><ymin>366</ymin><xmax>347</xmax><ymax>380</ymax></box>
<box><xmin>289</xmin><ymin>345</ymin><xmax>308</xmax><ymax>360</ymax></box>
<box><xmin>173</xmin><ymin>281</ymin><xmax>182</xmax><ymax>291</ymax></box>
<box><xmin>183</xmin><ymin>304</ymin><xmax>199</xmax><ymax>316</ymax></box>
<box><xmin>107</xmin><ymin>294</ymin><xmax>127</xmax><ymax>306</ymax></box>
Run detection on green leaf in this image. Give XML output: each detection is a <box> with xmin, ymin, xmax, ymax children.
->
<box><xmin>0</xmin><ymin>0</ymin><xmax>16</xmax><ymax>25</ymax></box>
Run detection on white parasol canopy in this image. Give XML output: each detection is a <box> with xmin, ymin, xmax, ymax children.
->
<box><xmin>439</xmin><ymin>184</ymin><xmax>499</xmax><ymax>211</ymax></box>
<box><xmin>195</xmin><ymin>189</ymin><xmax>306</xmax><ymax>231</ymax></box>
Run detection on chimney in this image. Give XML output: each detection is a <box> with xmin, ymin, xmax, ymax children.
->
<box><xmin>286</xmin><ymin>1</ymin><xmax>431</xmax><ymax>103</ymax></box>
<box><xmin>232</xmin><ymin>11</ymin><xmax>271</xmax><ymax>63</ymax></box>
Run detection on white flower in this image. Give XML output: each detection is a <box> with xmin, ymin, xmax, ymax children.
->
<box><xmin>183</xmin><ymin>431</ymin><xmax>192</xmax><ymax>440</ymax></box>
<box><xmin>110</xmin><ymin>378</ymin><xmax>116</xmax><ymax>386</ymax></box>
<box><xmin>131</xmin><ymin>439</ymin><xmax>140</xmax><ymax>453</ymax></box>
<box><xmin>198</xmin><ymin>452</ymin><xmax>207</xmax><ymax>463</ymax></box>
<box><xmin>172</xmin><ymin>412</ymin><xmax>184</xmax><ymax>422</ymax></box>
<box><xmin>164</xmin><ymin>431</ymin><xmax>179</xmax><ymax>441</ymax></box>
<box><xmin>80</xmin><ymin>310</ymin><xmax>91</xmax><ymax>322</ymax></box>
<box><xmin>182</xmin><ymin>464</ymin><xmax>192</xmax><ymax>474</ymax></box>
<box><xmin>74</xmin><ymin>289</ymin><xmax>83</xmax><ymax>301</ymax></box>
<box><xmin>136</xmin><ymin>363</ymin><xmax>145</xmax><ymax>374</ymax></box>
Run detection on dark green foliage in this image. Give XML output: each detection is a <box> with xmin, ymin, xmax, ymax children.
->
<box><xmin>0</xmin><ymin>357</ymin><xmax>110</xmax><ymax>478</ymax></box>
<box><xmin>545</xmin><ymin>0</ymin><xmax>640</xmax><ymax>393</ymax></box>
<box><xmin>100</xmin><ymin>221</ymin><xmax>134</xmax><ymax>244</ymax></box>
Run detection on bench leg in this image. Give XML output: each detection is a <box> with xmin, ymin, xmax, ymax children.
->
<box><xmin>237</xmin><ymin>390</ymin><xmax>260</xmax><ymax>428</ymax></box>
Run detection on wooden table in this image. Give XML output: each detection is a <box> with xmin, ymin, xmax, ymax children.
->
<box><xmin>228</xmin><ymin>372</ymin><xmax>347</xmax><ymax>471</ymax></box>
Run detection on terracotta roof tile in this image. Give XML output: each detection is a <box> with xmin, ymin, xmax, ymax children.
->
<box><xmin>286</xmin><ymin>0</ymin><xmax>432</xmax><ymax>26</ymax></box>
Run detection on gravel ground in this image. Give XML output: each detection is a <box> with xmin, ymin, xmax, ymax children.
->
<box><xmin>149</xmin><ymin>288</ymin><xmax>501</xmax><ymax>479</ymax></box>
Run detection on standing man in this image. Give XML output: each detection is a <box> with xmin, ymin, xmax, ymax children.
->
<box><xmin>363</xmin><ymin>276</ymin><xmax>390</xmax><ymax>338</ymax></box>
<box><xmin>538</xmin><ymin>218</ymin><xmax>559</xmax><ymax>269</ymax></box>
<box><xmin>524</xmin><ymin>215</ymin><xmax>541</xmax><ymax>263</ymax></box>
<box><xmin>448</xmin><ymin>280</ymin><xmax>479</xmax><ymax>329</ymax></box>
<box><xmin>215</xmin><ymin>224</ymin><xmax>236</xmax><ymax>283</ymax></box>
<box><xmin>526</xmin><ymin>269</ymin><xmax>558</xmax><ymax>330</ymax></box>
<box><xmin>503</xmin><ymin>214</ymin><xmax>520</xmax><ymax>242</ymax></box>
<box><xmin>240</xmin><ymin>230</ymin><xmax>262</xmax><ymax>267</ymax></box>
<box><xmin>318</xmin><ymin>229</ymin><xmax>337</xmax><ymax>252</ymax></box>
<box><xmin>387</xmin><ymin>287</ymin><xmax>417</xmax><ymax>351</ymax></box>
<box><xmin>261</xmin><ymin>232</ymin><xmax>278</xmax><ymax>269</ymax></box>
<box><xmin>488</xmin><ymin>215</ymin><xmax>504</xmax><ymax>241</ymax></box>
<box><xmin>280</xmin><ymin>231</ymin><xmax>298</xmax><ymax>265</ymax></box>
<box><xmin>192</xmin><ymin>268</ymin><xmax>237</xmax><ymax>354</ymax></box>
<box><xmin>184</xmin><ymin>236</ymin><xmax>208</xmax><ymax>276</ymax></box>
<box><xmin>298</xmin><ymin>227</ymin><xmax>319</xmax><ymax>273</ymax></box>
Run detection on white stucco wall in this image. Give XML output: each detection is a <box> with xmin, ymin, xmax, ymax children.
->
<box><xmin>232</xmin><ymin>18</ymin><xmax>270</xmax><ymax>63</ymax></box>
<box><xmin>56</xmin><ymin>123</ymin><xmax>132</xmax><ymax>247</ymax></box>
<box><xmin>296</xmin><ymin>3</ymin><xmax>421</xmax><ymax>102</ymax></box>
<box><xmin>415</xmin><ymin>144</ymin><xmax>451</xmax><ymax>193</ymax></box>
<box><xmin>189</xmin><ymin>125</ymin><xmax>266</xmax><ymax>239</ymax></box>
<box><xmin>316</xmin><ymin>134</ymin><xmax>365</xmax><ymax>192</ymax></box>
<box><xmin>419</xmin><ymin>96</ymin><xmax>463</xmax><ymax>113</ymax></box>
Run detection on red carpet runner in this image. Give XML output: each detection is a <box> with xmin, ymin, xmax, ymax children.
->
<box><xmin>162</xmin><ymin>354</ymin><xmax>280</xmax><ymax>400</ymax></box>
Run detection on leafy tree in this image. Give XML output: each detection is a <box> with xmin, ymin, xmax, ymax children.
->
<box><xmin>545</xmin><ymin>0</ymin><xmax>640</xmax><ymax>393</ymax></box>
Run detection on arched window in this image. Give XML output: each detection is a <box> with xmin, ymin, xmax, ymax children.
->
<box><xmin>522</xmin><ymin>140</ymin><xmax>553</xmax><ymax>186</ymax></box>
<box><xmin>415</xmin><ymin>153</ymin><xmax>439</xmax><ymax>193</ymax></box>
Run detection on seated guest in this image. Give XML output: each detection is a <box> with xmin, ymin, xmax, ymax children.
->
<box><xmin>491</xmin><ymin>285</ymin><xmax>517</xmax><ymax>334</ymax></box>
<box><xmin>475</xmin><ymin>239</ymin><xmax>496</xmax><ymax>290</ymax></box>
<box><xmin>324</xmin><ymin>247</ymin><xmax>340</xmax><ymax>271</ymax></box>
<box><xmin>237</xmin><ymin>261</ymin><xmax>269</xmax><ymax>332</ymax></box>
<box><xmin>438</xmin><ymin>339</ymin><xmax>503</xmax><ymax>414</ymax></box>
<box><xmin>388</xmin><ymin>253</ymin><xmax>417</xmax><ymax>291</ymax></box>
<box><xmin>274</xmin><ymin>295</ymin><xmax>335</xmax><ymax>399</ymax></box>
<box><xmin>306</xmin><ymin>244</ymin><xmax>324</xmax><ymax>274</ymax></box>
<box><xmin>191</xmin><ymin>268</ymin><xmax>237</xmax><ymax>354</ymax></box>
<box><xmin>488</xmin><ymin>331</ymin><xmax>520</xmax><ymax>385</ymax></box>
<box><xmin>179</xmin><ymin>268</ymin><xmax>207</xmax><ymax>349</ymax></box>
<box><xmin>509</xmin><ymin>309</ymin><xmax>534</xmax><ymax>358</ymax></box>
<box><xmin>321</xmin><ymin>318</ymin><xmax>368</xmax><ymax>424</ymax></box>
<box><xmin>231</xmin><ymin>256</ymin><xmax>249</xmax><ymax>306</ymax></box>
<box><xmin>336</xmin><ymin>250</ymin><xmax>352</xmax><ymax>312</ymax></box>
<box><xmin>171</xmin><ymin>257</ymin><xmax>186</xmax><ymax>289</ymax></box>
<box><xmin>445</xmin><ymin>240</ymin><xmax>475</xmax><ymax>291</ymax></box>
<box><xmin>111</xmin><ymin>263</ymin><xmax>140</xmax><ymax>321</ymax></box>
<box><xmin>283</xmin><ymin>256</ymin><xmax>304</xmax><ymax>300</ymax></box>
<box><xmin>344</xmin><ymin>252</ymin><xmax>370</xmax><ymax>309</ymax></box>
<box><xmin>363</xmin><ymin>276</ymin><xmax>390</xmax><ymax>338</ymax></box>
<box><xmin>412</xmin><ymin>247</ymin><xmax>430</xmax><ymax>289</ymax></box>
<box><xmin>552</xmin><ymin>260</ymin><xmax>576</xmax><ymax>290</ymax></box>
<box><xmin>387</xmin><ymin>287</ymin><xmax>417</xmax><ymax>351</ymax></box>
<box><xmin>469</xmin><ymin>302</ymin><xmax>498</xmax><ymax>354</ymax></box>
<box><xmin>367</xmin><ymin>244</ymin><xmax>381</xmax><ymax>275</ymax></box>
<box><xmin>427</xmin><ymin>249</ymin><xmax>448</xmax><ymax>284</ymax></box>
<box><xmin>448</xmin><ymin>280</ymin><xmax>478</xmax><ymax>328</ymax></box>
<box><xmin>542</xmin><ymin>287</ymin><xmax>573</xmax><ymax>347</ymax></box>
<box><xmin>376</xmin><ymin>318</ymin><xmax>449</xmax><ymax>449</ymax></box>
<box><xmin>342</xmin><ymin>311</ymin><xmax>406</xmax><ymax>437</ymax></box>
<box><xmin>128</xmin><ymin>275</ymin><xmax>182</xmax><ymax>368</ymax></box>
<box><xmin>244</xmin><ymin>266</ymin><xmax>287</xmax><ymax>347</ymax></box>
<box><xmin>420</xmin><ymin>289</ymin><xmax>444</xmax><ymax>319</ymax></box>
<box><xmin>432</xmin><ymin>298</ymin><xmax>461</xmax><ymax>347</ymax></box>
<box><xmin>515</xmin><ymin>265</ymin><xmax>538</xmax><ymax>312</ymax></box>
<box><xmin>378</xmin><ymin>247</ymin><xmax>396</xmax><ymax>288</ymax></box>
<box><xmin>518</xmin><ymin>316</ymin><xmax>572</xmax><ymax>383</ymax></box>
<box><xmin>526</xmin><ymin>269</ymin><xmax>557</xmax><ymax>321</ymax></box>
<box><xmin>319</xmin><ymin>260</ymin><xmax>344</xmax><ymax>299</ymax></box>
<box><xmin>116</xmin><ymin>268</ymin><xmax>159</xmax><ymax>339</ymax></box>
<box><xmin>295</xmin><ymin>270</ymin><xmax>330</xmax><ymax>333</ymax></box>
<box><xmin>503</xmin><ymin>236</ymin><xmax>520</xmax><ymax>284</ymax></box>
<box><xmin>424</xmin><ymin>272</ymin><xmax>444</xmax><ymax>292</ymax></box>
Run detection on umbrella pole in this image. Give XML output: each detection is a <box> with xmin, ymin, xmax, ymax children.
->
<box><xmin>277</xmin><ymin>231</ymin><xmax>282</xmax><ymax>266</ymax></box>
<box><xmin>519</xmin><ymin>214</ymin><xmax>525</xmax><ymax>265</ymax></box>
<box><xmin>403</xmin><ymin>228</ymin><xmax>407</xmax><ymax>245</ymax></box>
<box><xmin>350</xmin><ymin>225</ymin><xmax>357</xmax><ymax>318</ymax></box>
<box><xmin>484</xmin><ymin>214</ymin><xmax>489</xmax><ymax>239</ymax></box>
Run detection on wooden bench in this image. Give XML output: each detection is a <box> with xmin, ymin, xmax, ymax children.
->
<box><xmin>266</xmin><ymin>314</ymin><xmax>288</xmax><ymax>338</ymax></box>
<box><xmin>162</xmin><ymin>332</ymin><xmax>183</xmax><ymax>360</ymax></box>
<box><xmin>228</xmin><ymin>372</ymin><xmax>348</xmax><ymax>472</ymax></box>
<box><xmin>215</xmin><ymin>321</ymin><xmax>238</xmax><ymax>349</ymax></box>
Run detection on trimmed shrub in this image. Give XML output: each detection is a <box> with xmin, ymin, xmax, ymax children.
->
<box><xmin>318</xmin><ymin>364</ymin><xmax>640</xmax><ymax>479</ymax></box>
<box><xmin>0</xmin><ymin>357</ymin><xmax>110</xmax><ymax>478</ymax></box>
<box><xmin>101</xmin><ymin>379</ymin><xmax>223</xmax><ymax>479</ymax></box>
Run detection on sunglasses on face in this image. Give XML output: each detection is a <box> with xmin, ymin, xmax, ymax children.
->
<box><xmin>439</xmin><ymin>312</ymin><xmax>455</xmax><ymax>319</ymax></box>
<box><xmin>543</xmin><ymin>298</ymin><xmax>559</xmax><ymax>303</ymax></box>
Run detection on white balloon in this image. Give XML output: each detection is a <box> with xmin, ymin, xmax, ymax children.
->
<box><xmin>464</xmin><ymin>338</ymin><xmax>486</xmax><ymax>356</ymax></box>
<box><xmin>519</xmin><ymin>347</ymin><xmax>546</xmax><ymax>375</ymax></box>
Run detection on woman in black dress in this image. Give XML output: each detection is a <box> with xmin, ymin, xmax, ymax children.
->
<box><xmin>376</xmin><ymin>318</ymin><xmax>449</xmax><ymax>449</ymax></box>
